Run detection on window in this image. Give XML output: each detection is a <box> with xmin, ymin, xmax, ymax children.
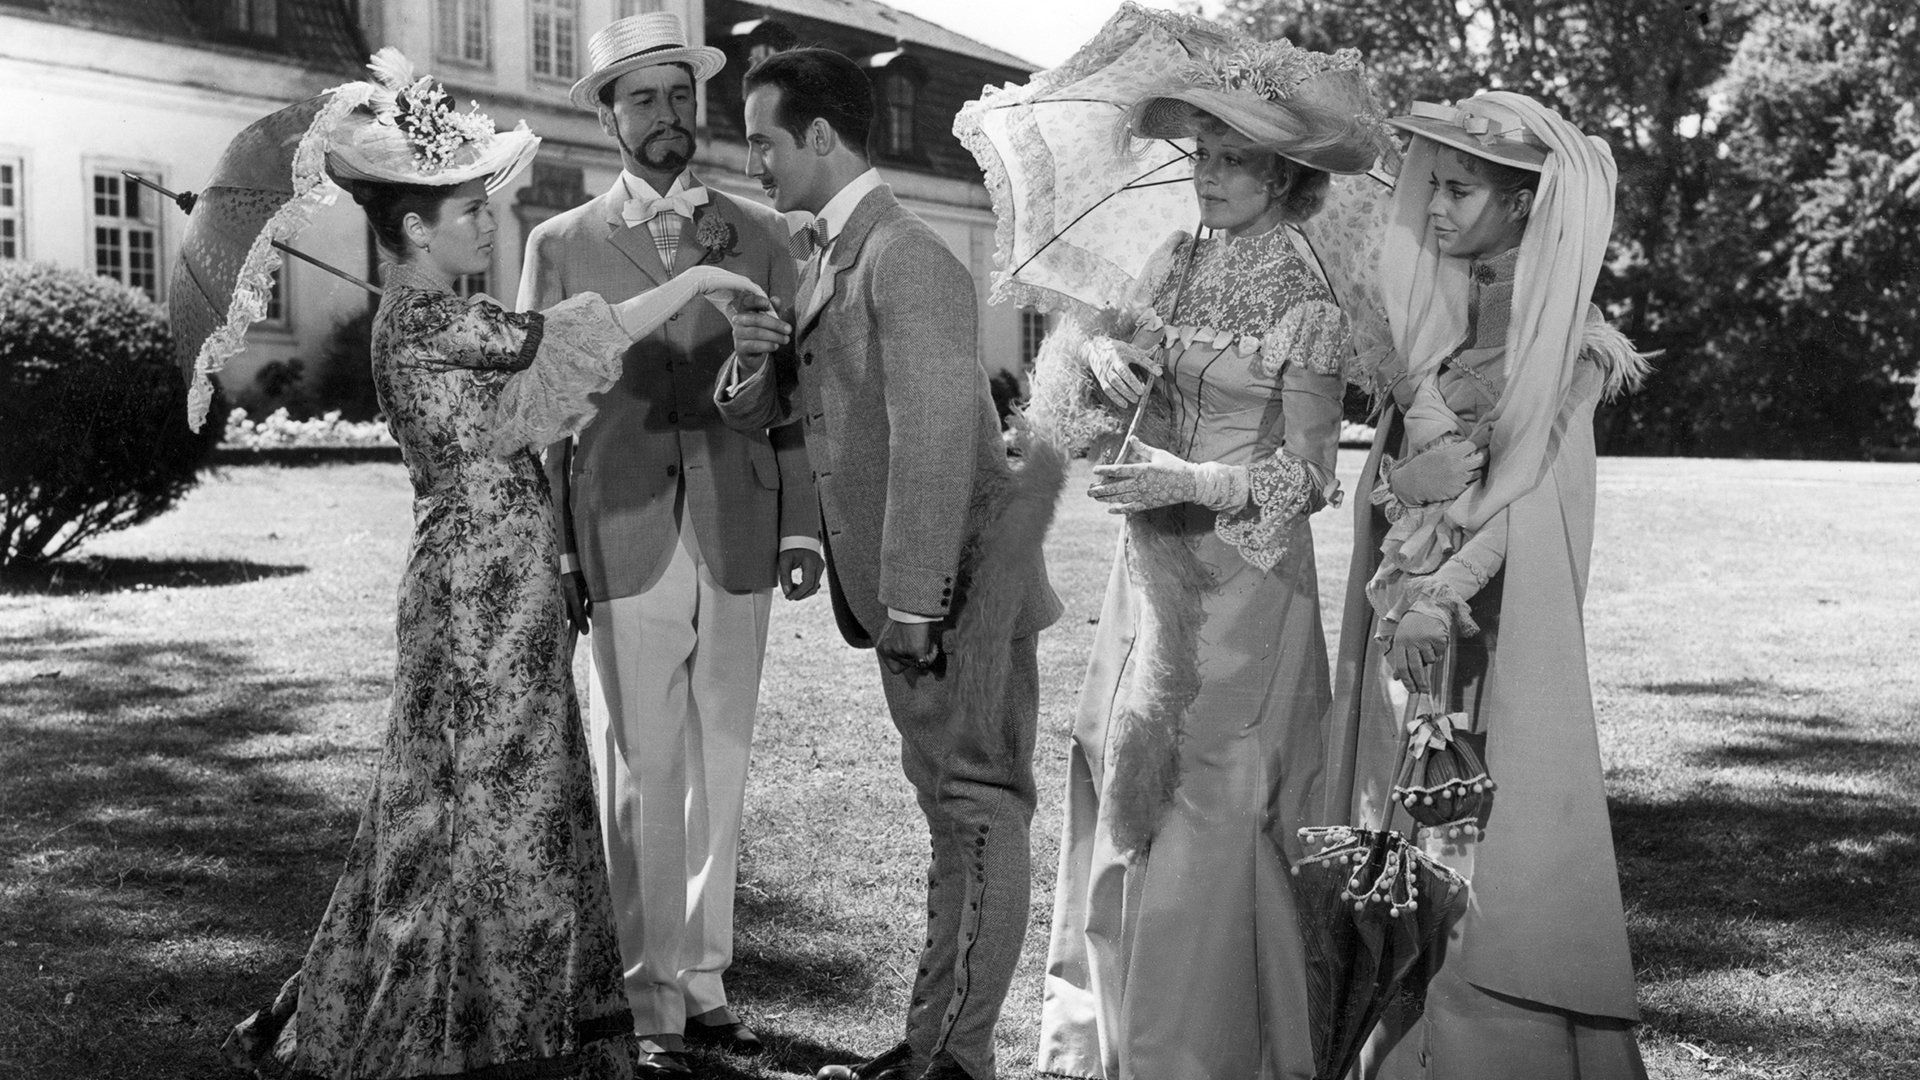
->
<box><xmin>529</xmin><ymin>0</ymin><xmax>579</xmax><ymax>81</ymax></box>
<box><xmin>436</xmin><ymin>0</ymin><xmax>490</xmax><ymax>66</ymax></box>
<box><xmin>865</xmin><ymin>53</ymin><xmax>926</xmax><ymax>158</ymax></box>
<box><xmin>91</xmin><ymin>169</ymin><xmax>163</xmax><ymax>301</ymax></box>
<box><xmin>616</xmin><ymin>0</ymin><xmax>661</xmax><ymax>15</ymax></box>
<box><xmin>1020</xmin><ymin>308</ymin><xmax>1050</xmax><ymax>367</ymax></box>
<box><xmin>882</xmin><ymin>73</ymin><xmax>917</xmax><ymax>156</ymax></box>
<box><xmin>226</xmin><ymin>0</ymin><xmax>278</xmax><ymax>36</ymax></box>
<box><xmin>262</xmin><ymin>266</ymin><xmax>288</xmax><ymax>327</ymax></box>
<box><xmin>0</xmin><ymin>157</ymin><xmax>21</xmax><ymax>260</ymax></box>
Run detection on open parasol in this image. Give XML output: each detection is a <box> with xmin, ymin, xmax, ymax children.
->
<box><xmin>953</xmin><ymin>2</ymin><xmax>1232</xmax><ymax>316</ymax></box>
<box><xmin>159</xmin><ymin>88</ymin><xmax>381</xmax><ymax>432</ymax></box>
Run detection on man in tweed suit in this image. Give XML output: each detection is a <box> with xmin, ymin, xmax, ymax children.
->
<box><xmin>518</xmin><ymin>14</ymin><xmax>821</xmax><ymax>1077</ymax></box>
<box><xmin>718</xmin><ymin>48</ymin><xmax>1062</xmax><ymax>1080</ymax></box>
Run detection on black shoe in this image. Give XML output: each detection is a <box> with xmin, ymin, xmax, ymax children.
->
<box><xmin>686</xmin><ymin>1014</ymin><xmax>764</xmax><ymax>1055</ymax></box>
<box><xmin>816</xmin><ymin>1040</ymin><xmax>916</xmax><ymax>1080</ymax></box>
<box><xmin>637</xmin><ymin>1041</ymin><xmax>696</xmax><ymax>1078</ymax></box>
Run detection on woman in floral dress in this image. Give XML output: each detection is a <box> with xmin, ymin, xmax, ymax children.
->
<box><xmin>223</xmin><ymin>51</ymin><xmax>764</xmax><ymax>1080</ymax></box>
<box><xmin>1028</xmin><ymin>39</ymin><xmax>1393</xmax><ymax>1080</ymax></box>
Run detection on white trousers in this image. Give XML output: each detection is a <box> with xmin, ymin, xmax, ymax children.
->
<box><xmin>585</xmin><ymin>510</ymin><xmax>771</xmax><ymax>1038</ymax></box>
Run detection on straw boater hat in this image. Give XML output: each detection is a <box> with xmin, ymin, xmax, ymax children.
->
<box><xmin>1386</xmin><ymin>98</ymin><xmax>1550</xmax><ymax>172</ymax></box>
<box><xmin>569</xmin><ymin>12</ymin><xmax>726</xmax><ymax>110</ymax></box>
<box><xmin>325</xmin><ymin>48</ymin><xmax>539</xmax><ymax>194</ymax></box>
<box><xmin>1125</xmin><ymin>39</ymin><xmax>1394</xmax><ymax>175</ymax></box>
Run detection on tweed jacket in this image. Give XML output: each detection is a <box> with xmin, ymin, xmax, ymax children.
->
<box><xmin>717</xmin><ymin>184</ymin><xmax>1060</xmax><ymax>647</ymax></box>
<box><xmin>520</xmin><ymin>177</ymin><xmax>817</xmax><ymax>601</ymax></box>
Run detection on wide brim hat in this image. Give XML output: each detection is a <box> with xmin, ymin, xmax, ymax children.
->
<box><xmin>322</xmin><ymin>48</ymin><xmax>541</xmax><ymax>195</ymax></box>
<box><xmin>570</xmin><ymin>12</ymin><xmax>726</xmax><ymax>110</ymax></box>
<box><xmin>1126</xmin><ymin>41</ymin><xmax>1393</xmax><ymax>176</ymax></box>
<box><xmin>327</xmin><ymin>117</ymin><xmax>540</xmax><ymax>195</ymax></box>
<box><xmin>1387</xmin><ymin>98</ymin><xmax>1550</xmax><ymax>172</ymax></box>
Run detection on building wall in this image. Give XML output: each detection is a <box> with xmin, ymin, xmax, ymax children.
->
<box><xmin>1</xmin><ymin>0</ymin><xmax>1041</xmax><ymax>417</ymax></box>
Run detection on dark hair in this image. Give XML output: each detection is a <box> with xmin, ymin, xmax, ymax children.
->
<box><xmin>1447</xmin><ymin>147</ymin><xmax>1540</xmax><ymax>214</ymax></box>
<box><xmin>344</xmin><ymin>179</ymin><xmax>450</xmax><ymax>260</ymax></box>
<box><xmin>596</xmin><ymin>61</ymin><xmax>696</xmax><ymax>108</ymax></box>
<box><xmin>742</xmin><ymin>47</ymin><xmax>873</xmax><ymax>158</ymax></box>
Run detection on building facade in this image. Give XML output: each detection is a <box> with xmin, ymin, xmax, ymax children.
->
<box><xmin>0</xmin><ymin>0</ymin><xmax>1048</xmax><ymax>415</ymax></box>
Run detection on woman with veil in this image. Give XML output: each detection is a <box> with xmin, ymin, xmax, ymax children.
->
<box><xmin>1326</xmin><ymin>92</ymin><xmax>1652</xmax><ymax>1079</ymax></box>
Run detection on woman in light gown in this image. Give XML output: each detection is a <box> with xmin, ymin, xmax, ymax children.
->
<box><xmin>1027</xmin><ymin>38</ymin><xmax>1393</xmax><ymax>1080</ymax></box>
<box><xmin>222</xmin><ymin>51</ymin><xmax>764</xmax><ymax>1080</ymax></box>
<box><xmin>1326</xmin><ymin>93</ymin><xmax>1653</xmax><ymax>1080</ymax></box>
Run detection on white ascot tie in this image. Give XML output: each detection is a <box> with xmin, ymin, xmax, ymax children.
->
<box><xmin>622</xmin><ymin>187</ymin><xmax>709</xmax><ymax>266</ymax></box>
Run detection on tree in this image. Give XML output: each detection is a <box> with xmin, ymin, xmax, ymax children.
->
<box><xmin>0</xmin><ymin>262</ymin><xmax>223</xmax><ymax>568</ymax></box>
<box><xmin>1214</xmin><ymin>0</ymin><xmax>1920</xmax><ymax>456</ymax></box>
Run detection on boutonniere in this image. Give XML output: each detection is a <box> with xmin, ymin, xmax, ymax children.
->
<box><xmin>694</xmin><ymin>207</ymin><xmax>741</xmax><ymax>266</ymax></box>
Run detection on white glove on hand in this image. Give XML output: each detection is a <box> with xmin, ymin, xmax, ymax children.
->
<box><xmin>1085</xmin><ymin>336</ymin><xmax>1159</xmax><ymax>409</ymax></box>
<box><xmin>1089</xmin><ymin>437</ymin><xmax>1246</xmax><ymax>514</ymax></box>
<box><xmin>1389</xmin><ymin>437</ymin><xmax>1486</xmax><ymax>506</ymax></box>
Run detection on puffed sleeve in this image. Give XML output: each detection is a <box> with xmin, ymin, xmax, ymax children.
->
<box><xmin>1213</xmin><ymin>309</ymin><xmax>1350</xmax><ymax>572</ymax></box>
<box><xmin>487</xmin><ymin>293</ymin><xmax>631</xmax><ymax>457</ymax></box>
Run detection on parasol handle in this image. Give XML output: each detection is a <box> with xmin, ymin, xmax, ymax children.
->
<box><xmin>271</xmin><ymin>241</ymin><xmax>380</xmax><ymax>297</ymax></box>
<box><xmin>122</xmin><ymin>171</ymin><xmax>198</xmax><ymax>213</ymax></box>
<box><xmin>123</xmin><ymin>172</ymin><xmax>379</xmax><ymax>297</ymax></box>
<box><xmin>1372</xmin><ymin>646</ymin><xmax>1456</xmax><ymax>833</ymax></box>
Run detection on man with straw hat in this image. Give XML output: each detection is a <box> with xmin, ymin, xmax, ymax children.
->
<box><xmin>520</xmin><ymin>12</ymin><xmax>822</xmax><ymax>1077</ymax></box>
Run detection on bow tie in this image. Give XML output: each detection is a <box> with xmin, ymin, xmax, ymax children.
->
<box><xmin>621</xmin><ymin>188</ymin><xmax>709</xmax><ymax>226</ymax></box>
<box><xmin>790</xmin><ymin>217</ymin><xmax>831</xmax><ymax>260</ymax></box>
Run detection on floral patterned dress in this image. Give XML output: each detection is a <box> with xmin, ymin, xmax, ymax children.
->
<box><xmin>1034</xmin><ymin>224</ymin><xmax>1348</xmax><ymax>1080</ymax></box>
<box><xmin>226</xmin><ymin>261</ymin><xmax>635</xmax><ymax>1080</ymax></box>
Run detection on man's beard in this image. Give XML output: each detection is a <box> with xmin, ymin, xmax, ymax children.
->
<box><xmin>621</xmin><ymin>124</ymin><xmax>695</xmax><ymax>173</ymax></box>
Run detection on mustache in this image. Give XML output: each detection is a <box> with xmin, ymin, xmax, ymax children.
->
<box><xmin>643</xmin><ymin>123</ymin><xmax>693</xmax><ymax>148</ymax></box>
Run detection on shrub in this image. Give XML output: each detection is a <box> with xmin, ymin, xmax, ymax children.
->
<box><xmin>0</xmin><ymin>261</ymin><xmax>222</xmax><ymax>568</ymax></box>
<box><xmin>309</xmin><ymin>307</ymin><xmax>379</xmax><ymax>421</ymax></box>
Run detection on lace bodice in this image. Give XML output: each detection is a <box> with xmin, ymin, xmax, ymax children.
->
<box><xmin>1137</xmin><ymin>225</ymin><xmax>1350</xmax><ymax>380</ymax></box>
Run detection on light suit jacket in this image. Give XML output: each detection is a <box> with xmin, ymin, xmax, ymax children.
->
<box><xmin>716</xmin><ymin>185</ymin><xmax>1059</xmax><ymax>647</ymax></box>
<box><xmin>520</xmin><ymin>178</ymin><xmax>817</xmax><ymax>601</ymax></box>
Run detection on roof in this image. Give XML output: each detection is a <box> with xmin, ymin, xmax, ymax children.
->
<box><xmin>743</xmin><ymin>0</ymin><xmax>1037</xmax><ymax>73</ymax></box>
<box><xmin>0</xmin><ymin>0</ymin><xmax>366</xmax><ymax>72</ymax></box>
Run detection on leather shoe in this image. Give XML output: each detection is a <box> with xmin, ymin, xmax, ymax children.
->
<box><xmin>816</xmin><ymin>1040</ymin><xmax>915</xmax><ymax>1080</ymax></box>
<box><xmin>685</xmin><ymin>1014</ymin><xmax>764</xmax><ymax>1055</ymax></box>
<box><xmin>636</xmin><ymin>1041</ymin><xmax>696</xmax><ymax>1078</ymax></box>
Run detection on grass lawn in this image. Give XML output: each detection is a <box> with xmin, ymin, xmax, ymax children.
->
<box><xmin>2</xmin><ymin>453</ymin><xmax>1916</xmax><ymax>1080</ymax></box>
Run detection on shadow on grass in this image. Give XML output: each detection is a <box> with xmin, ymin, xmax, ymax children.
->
<box><xmin>1610</xmin><ymin>702</ymin><xmax>1920</xmax><ymax>1071</ymax></box>
<box><xmin>0</xmin><ymin>634</ymin><xmax>376</xmax><ymax>1079</ymax></box>
<box><xmin>1635</xmin><ymin>676</ymin><xmax>1784</xmax><ymax>697</ymax></box>
<box><xmin>0</xmin><ymin>555</ymin><xmax>306</xmax><ymax>596</ymax></box>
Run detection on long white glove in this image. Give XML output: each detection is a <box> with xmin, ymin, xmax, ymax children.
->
<box><xmin>1088</xmin><ymin>436</ymin><xmax>1247</xmax><ymax>514</ymax></box>
<box><xmin>1085</xmin><ymin>336</ymin><xmax>1159</xmax><ymax>409</ymax></box>
<box><xmin>610</xmin><ymin>265</ymin><xmax>766</xmax><ymax>340</ymax></box>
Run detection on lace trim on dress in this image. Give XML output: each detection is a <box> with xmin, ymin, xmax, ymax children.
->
<box><xmin>487</xmin><ymin>293</ymin><xmax>629</xmax><ymax>458</ymax></box>
<box><xmin>1149</xmin><ymin>227</ymin><xmax>1353</xmax><ymax>378</ymax></box>
<box><xmin>1215</xmin><ymin>450</ymin><xmax>1317</xmax><ymax>572</ymax></box>
<box><xmin>1401</xmin><ymin>575</ymin><xmax>1481</xmax><ymax>638</ymax></box>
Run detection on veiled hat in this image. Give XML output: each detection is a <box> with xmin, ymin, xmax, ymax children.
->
<box><xmin>570</xmin><ymin>12</ymin><xmax>726</xmax><ymax>110</ymax></box>
<box><xmin>325</xmin><ymin>49</ymin><xmax>539</xmax><ymax>194</ymax></box>
<box><xmin>1387</xmin><ymin>98</ymin><xmax>1550</xmax><ymax>172</ymax></box>
<box><xmin>1125</xmin><ymin>40</ymin><xmax>1394</xmax><ymax>175</ymax></box>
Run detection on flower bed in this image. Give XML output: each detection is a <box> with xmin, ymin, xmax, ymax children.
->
<box><xmin>212</xmin><ymin>408</ymin><xmax>400</xmax><ymax>465</ymax></box>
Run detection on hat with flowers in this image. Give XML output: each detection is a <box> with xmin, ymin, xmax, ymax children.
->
<box><xmin>324</xmin><ymin>48</ymin><xmax>540</xmax><ymax>194</ymax></box>
<box><xmin>1125</xmin><ymin>39</ymin><xmax>1395</xmax><ymax>175</ymax></box>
